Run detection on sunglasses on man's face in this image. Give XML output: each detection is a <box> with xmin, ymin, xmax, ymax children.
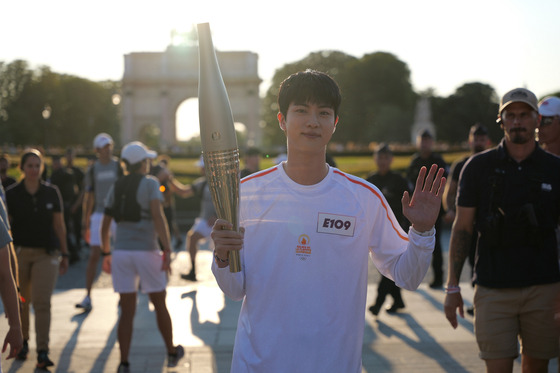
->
<box><xmin>540</xmin><ymin>116</ymin><xmax>557</xmax><ymax>126</ymax></box>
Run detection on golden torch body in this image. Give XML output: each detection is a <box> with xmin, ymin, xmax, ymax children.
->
<box><xmin>197</xmin><ymin>22</ymin><xmax>241</xmax><ymax>272</ymax></box>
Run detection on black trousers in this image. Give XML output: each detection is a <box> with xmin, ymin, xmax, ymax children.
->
<box><xmin>374</xmin><ymin>276</ymin><xmax>404</xmax><ymax>307</ymax></box>
<box><xmin>431</xmin><ymin>218</ymin><xmax>443</xmax><ymax>284</ymax></box>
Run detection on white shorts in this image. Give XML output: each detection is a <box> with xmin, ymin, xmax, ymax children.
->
<box><xmin>89</xmin><ymin>212</ymin><xmax>116</xmax><ymax>247</ymax></box>
<box><xmin>190</xmin><ymin>217</ymin><xmax>212</xmax><ymax>237</ymax></box>
<box><xmin>111</xmin><ymin>250</ymin><xmax>167</xmax><ymax>294</ymax></box>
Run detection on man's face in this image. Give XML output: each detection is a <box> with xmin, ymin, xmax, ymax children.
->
<box><xmin>501</xmin><ymin>102</ymin><xmax>538</xmax><ymax>145</ymax></box>
<box><xmin>52</xmin><ymin>158</ymin><xmax>62</xmax><ymax>171</ymax></box>
<box><xmin>417</xmin><ymin>136</ymin><xmax>433</xmax><ymax>155</ymax></box>
<box><xmin>277</xmin><ymin>101</ymin><xmax>338</xmax><ymax>155</ymax></box>
<box><xmin>65</xmin><ymin>151</ymin><xmax>74</xmax><ymax>165</ymax></box>
<box><xmin>96</xmin><ymin>143</ymin><xmax>113</xmax><ymax>160</ymax></box>
<box><xmin>537</xmin><ymin>115</ymin><xmax>560</xmax><ymax>147</ymax></box>
<box><xmin>470</xmin><ymin>134</ymin><xmax>489</xmax><ymax>154</ymax></box>
<box><xmin>245</xmin><ymin>154</ymin><xmax>259</xmax><ymax>171</ymax></box>
<box><xmin>375</xmin><ymin>152</ymin><xmax>392</xmax><ymax>174</ymax></box>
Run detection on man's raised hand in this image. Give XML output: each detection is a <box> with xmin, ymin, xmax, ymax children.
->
<box><xmin>402</xmin><ymin>165</ymin><xmax>446</xmax><ymax>232</ymax></box>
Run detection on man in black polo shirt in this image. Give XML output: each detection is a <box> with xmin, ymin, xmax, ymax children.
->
<box><xmin>367</xmin><ymin>143</ymin><xmax>410</xmax><ymax>315</ymax></box>
<box><xmin>444</xmin><ymin>88</ymin><xmax>560</xmax><ymax>372</ymax></box>
<box><xmin>406</xmin><ymin>129</ymin><xmax>448</xmax><ymax>288</ymax></box>
<box><xmin>442</xmin><ymin>123</ymin><xmax>490</xmax><ymax>316</ymax></box>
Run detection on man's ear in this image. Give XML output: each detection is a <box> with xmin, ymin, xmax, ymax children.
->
<box><xmin>277</xmin><ymin>112</ymin><xmax>286</xmax><ymax>131</ymax></box>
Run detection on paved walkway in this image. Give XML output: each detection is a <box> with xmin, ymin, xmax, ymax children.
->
<box><xmin>0</xmin><ymin>235</ymin><xmax>558</xmax><ymax>372</ymax></box>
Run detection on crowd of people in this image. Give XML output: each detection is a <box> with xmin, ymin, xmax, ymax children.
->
<box><xmin>0</xmin><ymin>136</ymin><xmax>263</xmax><ymax>372</ymax></box>
<box><xmin>0</xmin><ymin>68</ymin><xmax>559</xmax><ymax>372</ymax></box>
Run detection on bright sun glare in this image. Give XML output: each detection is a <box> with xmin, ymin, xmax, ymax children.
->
<box><xmin>176</xmin><ymin>98</ymin><xmax>199</xmax><ymax>141</ymax></box>
<box><xmin>168</xmin><ymin>5</ymin><xmax>237</xmax><ymax>142</ymax></box>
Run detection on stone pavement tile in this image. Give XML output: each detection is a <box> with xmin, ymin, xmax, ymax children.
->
<box><xmin>1</xmin><ymin>239</ymin><xmax>558</xmax><ymax>372</ymax></box>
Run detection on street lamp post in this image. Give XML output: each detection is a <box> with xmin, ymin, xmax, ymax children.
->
<box><xmin>42</xmin><ymin>104</ymin><xmax>52</xmax><ymax>152</ymax></box>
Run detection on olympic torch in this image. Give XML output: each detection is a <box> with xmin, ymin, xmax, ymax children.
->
<box><xmin>197</xmin><ymin>22</ymin><xmax>241</xmax><ymax>272</ymax></box>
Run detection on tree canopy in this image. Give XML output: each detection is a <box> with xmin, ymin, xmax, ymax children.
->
<box><xmin>0</xmin><ymin>60</ymin><xmax>120</xmax><ymax>149</ymax></box>
<box><xmin>3</xmin><ymin>56</ymin><xmax>557</xmax><ymax>152</ymax></box>
<box><xmin>431</xmin><ymin>82</ymin><xmax>501</xmax><ymax>144</ymax></box>
<box><xmin>261</xmin><ymin>51</ymin><xmax>418</xmax><ymax>148</ymax></box>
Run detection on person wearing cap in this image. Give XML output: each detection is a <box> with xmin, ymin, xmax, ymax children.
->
<box><xmin>180</xmin><ymin>156</ymin><xmax>217</xmax><ymax>282</ymax></box>
<box><xmin>76</xmin><ymin>133</ymin><xmax>122</xmax><ymax>312</ymax></box>
<box><xmin>101</xmin><ymin>141</ymin><xmax>184</xmax><ymax>372</ymax></box>
<box><xmin>538</xmin><ymin>96</ymin><xmax>560</xmax><ymax>156</ymax></box>
<box><xmin>538</xmin><ymin>96</ymin><xmax>560</xmax><ymax>371</ymax></box>
<box><xmin>406</xmin><ymin>129</ymin><xmax>449</xmax><ymax>289</ymax></box>
<box><xmin>444</xmin><ymin>88</ymin><xmax>560</xmax><ymax>372</ymax></box>
<box><xmin>366</xmin><ymin>143</ymin><xmax>410</xmax><ymax>316</ymax></box>
<box><xmin>442</xmin><ymin>123</ymin><xmax>490</xmax><ymax>316</ymax></box>
<box><xmin>443</xmin><ymin>123</ymin><xmax>491</xmax><ymax>223</ymax></box>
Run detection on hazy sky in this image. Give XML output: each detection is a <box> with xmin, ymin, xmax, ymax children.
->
<box><xmin>3</xmin><ymin>0</ymin><xmax>559</xmax><ymax>140</ymax></box>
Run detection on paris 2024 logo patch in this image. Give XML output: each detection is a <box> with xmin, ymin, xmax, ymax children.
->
<box><xmin>296</xmin><ymin>234</ymin><xmax>311</xmax><ymax>261</ymax></box>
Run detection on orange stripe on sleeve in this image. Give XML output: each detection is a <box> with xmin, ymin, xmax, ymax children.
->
<box><xmin>241</xmin><ymin>167</ymin><xmax>278</xmax><ymax>184</ymax></box>
<box><xmin>333</xmin><ymin>170</ymin><xmax>409</xmax><ymax>241</ymax></box>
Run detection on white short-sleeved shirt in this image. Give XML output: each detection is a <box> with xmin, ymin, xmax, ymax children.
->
<box><xmin>213</xmin><ymin>164</ymin><xmax>434</xmax><ymax>372</ymax></box>
<box><xmin>85</xmin><ymin>158</ymin><xmax>120</xmax><ymax>213</ymax></box>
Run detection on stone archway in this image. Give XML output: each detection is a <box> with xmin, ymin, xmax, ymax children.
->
<box><xmin>121</xmin><ymin>45</ymin><xmax>261</xmax><ymax>150</ymax></box>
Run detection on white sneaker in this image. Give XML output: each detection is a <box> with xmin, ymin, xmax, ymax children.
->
<box><xmin>75</xmin><ymin>295</ymin><xmax>92</xmax><ymax>311</ymax></box>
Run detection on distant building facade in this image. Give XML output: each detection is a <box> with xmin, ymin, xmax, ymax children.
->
<box><xmin>410</xmin><ymin>96</ymin><xmax>436</xmax><ymax>143</ymax></box>
<box><xmin>121</xmin><ymin>44</ymin><xmax>261</xmax><ymax>150</ymax></box>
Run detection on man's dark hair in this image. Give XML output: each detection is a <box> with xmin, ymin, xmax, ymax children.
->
<box><xmin>419</xmin><ymin>129</ymin><xmax>433</xmax><ymax>139</ymax></box>
<box><xmin>277</xmin><ymin>69</ymin><xmax>342</xmax><ymax>118</ymax></box>
<box><xmin>375</xmin><ymin>143</ymin><xmax>393</xmax><ymax>155</ymax></box>
<box><xmin>122</xmin><ymin>159</ymin><xmax>143</xmax><ymax>174</ymax></box>
<box><xmin>470</xmin><ymin>123</ymin><xmax>488</xmax><ymax>137</ymax></box>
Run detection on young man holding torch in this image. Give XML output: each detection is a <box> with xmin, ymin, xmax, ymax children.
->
<box><xmin>211</xmin><ymin>70</ymin><xmax>446</xmax><ymax>372</ymax></box>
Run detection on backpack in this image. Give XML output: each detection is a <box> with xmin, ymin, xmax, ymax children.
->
<box><xmin>107</xmin><ymin>173</ymin><xmax>144</xmax><ymax>222</ymax></box>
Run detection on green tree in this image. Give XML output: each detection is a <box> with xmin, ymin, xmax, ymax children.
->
<box><xmin>0</xmin><ymin>60</ymin><xmax>120</xmax><ymax>149</ymax></box>
<box><xmin>261</xmin><ymin>51</ymin><xmax>416</xmax><ymax>148</ymax></box>
<box><xmin>339</xmin><ymin>52</ymin><xmax>416</xmax><ymax>145</ymax></box>
<box><xmin>0</xmin><ymin>60</ymin><xmax>35</xmax><ymax>143</ymax></box>
<box><xmin>260</xmin><ymin>51</ymin><xmax>357</xmax><ymax>149</ymax></box>
<box><xmin>431</xmin><ymin>82</ymin><xmax>500</xmax><ymax>144</ymax></box>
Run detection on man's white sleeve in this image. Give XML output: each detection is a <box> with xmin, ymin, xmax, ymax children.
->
<box><xmin>392</xmin><ymin>228</ymin><xmax>435</xmax><ymax>290</ymax></box>
<box><xmin>211</xmin><ymin>260</ymin><xmax>245</xmax><ymax>301</ymax></box>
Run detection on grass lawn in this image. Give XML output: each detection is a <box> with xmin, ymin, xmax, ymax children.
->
<box><xmin>5</xmin><ymin>151</ymin><xmax>470</xmax><ymax>184</ymax></box>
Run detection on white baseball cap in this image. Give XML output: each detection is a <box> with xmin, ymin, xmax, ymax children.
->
<box><xmin>93</xmin><ymin>133</ymin><xmax>113</xmax><ymax>149</ymax></box>
<box><xmin>538</xmin><ymin>96</ymin><xmax>560</xmax><ymax>117</ymax></box>
<box><xmin>121</xmin><ymin>141</ymin><xmax>157</xmax><ymax>165</ymax></box>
